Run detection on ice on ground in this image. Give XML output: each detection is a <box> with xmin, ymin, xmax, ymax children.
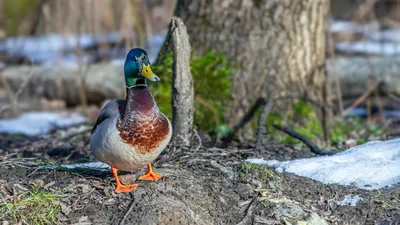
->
<box><xmin>45</xmin><ymin>162</ymin><xmax>110</xmax><ymax>171</ymax></box>
<box><xmin>0</xmin><ymin>112</ymin><xmax>86</xmax><ymax>136</ymax></box>
<box><xmin>245</xmin><ymin>139</ymin><xmax>400</xmax><ymax>190</ymax></box>
<box><xmin>337</xmin><ymin>194</ymin><xmax>363</xmax><ymax>207</ymax></box>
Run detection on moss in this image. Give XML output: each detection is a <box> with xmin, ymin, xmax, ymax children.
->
<box><xmin>239</xmin><ymin>162</ymin><xmax>276</xmax><ymax>179</ymax></box>
<box><xmin>151</xmin><ymin>50</ymin><xmax>232</xmax><ymax>137</ymax></box>
<box><xmin>238</xmin><ymin>162</ymin><xmax>282</xmax><ymax>193</ymax></box>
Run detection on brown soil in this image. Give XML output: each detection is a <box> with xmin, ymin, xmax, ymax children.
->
<box><xmin>0</xmin><ymin>127</ymin><xmax>399</xmax><ymax>225</ymax></box>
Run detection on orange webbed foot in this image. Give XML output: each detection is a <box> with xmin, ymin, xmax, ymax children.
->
<box><xmin>139</xmin><ymin>164</ymin><xmax>164</xmax><ymax>181</ymax></box>
<box><xmin>115</xmin><ymin>183</ymin><xmax>138</xmax><ymax>193</ymax></box>
<box><xmin>111</xmin><ymin>166</ymin><xmax>138</xmax><ymax>193</ymax></box>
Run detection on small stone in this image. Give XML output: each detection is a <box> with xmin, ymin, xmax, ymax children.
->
<box><xmin>250</xmin><ymin>179</ymin><xmax>263</xmax><ymax>189</ymax></box>
<box><xmin>272</xmin><ymin>199</ymin><xmax>306</xmax><ymax>220</ymax></box>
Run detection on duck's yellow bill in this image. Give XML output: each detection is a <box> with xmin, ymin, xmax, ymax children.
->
<box><xmin>141</xmin><ymin>64</ymin><xmax>160</xmax><ymax>81</ymax></box>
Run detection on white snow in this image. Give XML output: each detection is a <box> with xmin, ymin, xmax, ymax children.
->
<box><xmin>337</xmin><ymin>194</ymin><xmax>363</xmax><ymax>207</ymax></box>
<box><xmin>335</xmin><ymin>41</ymin><xmax>400</xmax><ymax>56</ymax></box>
<box><xmin>0</xmin><ymin>31</ymin><xmax>166</xmax><ymax>67</ymax></box>
<box><xmin>368</xmin><ymin>29</ymin><xmax>400</xmax><ymax>42</ymax></box>
<box><xmin>245</xmin><ymin>139</ymin><xmax>400</xmax><ymax>190</ymax></box>
<box><xmin>329</xmin><ymin>20</ymin><xmax>400</xmax><ymax>56</ymax></box>
<box><xmin>329</xmin><ymin>20</ymin><xmax>377</xmax><ymax>34</ymax></box>
<box><xmin>0</xmin><ymin>112</ymin><xmax>86</xmax><ymax>136</ymax></box>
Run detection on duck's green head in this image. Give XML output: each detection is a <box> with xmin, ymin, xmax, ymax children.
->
<box><xmin>124</xmin><ymin>48</ymin><xmax>159</xmax><ymax>87</ymax></box>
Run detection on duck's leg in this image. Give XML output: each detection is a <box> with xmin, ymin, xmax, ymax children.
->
<box><xmin>138</xmin><ymin>164</ymin><xmax>164</xmax><ymax>181</ymax></box>
<box><xmin>112</xmin><ymin>166</ymin><xmax>138</xmax><ymax>193</ymax></box>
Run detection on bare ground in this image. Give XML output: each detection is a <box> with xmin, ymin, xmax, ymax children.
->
<box><xmin>0</xmin><ymin>126</ymin><xmax>399</xmax><ymax>225</ymax></box>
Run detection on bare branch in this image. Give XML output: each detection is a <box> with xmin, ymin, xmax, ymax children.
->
<box><xmin>343</xmin><ymin>80</ymin><xmax>381</xmax><ymax>116</ymax></box>
<box><xmin>255</xmin><ymin>91</ymin><xmax>274</xmax><ymax>150</ymax></box>
<box><xmin>0</xmin><ymin>61</ymin><xmax>35</xmax><ymax>116</ymax></box>
<box><xmin>273</xmin><ymin>124</ymin><xmax>337</xmax><ymax>155</ymax></box>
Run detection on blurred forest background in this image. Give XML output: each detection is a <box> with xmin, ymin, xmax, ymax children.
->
<box><xmin>0</xmin><ymin>0</ymin><xmax>400</xmax><ymax>149</ymax></box>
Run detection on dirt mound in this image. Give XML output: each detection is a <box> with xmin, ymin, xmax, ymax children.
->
<box><xmin>0</xmin><ymin>128</ymin><xmax>399</xmax><ymax>224</ymax></box>
<box><xmin>1</xmin><ymin>156</ymin><xmax>399</xmax><ymax>225</ymax></box>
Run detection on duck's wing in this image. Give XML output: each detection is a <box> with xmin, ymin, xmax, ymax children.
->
<box><xmin>91</xmin><ymin>99</ymin><xmax>125</xmax><ymax>134</ymax></box>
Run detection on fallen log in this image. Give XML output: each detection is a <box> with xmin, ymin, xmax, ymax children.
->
<box><xmin>0</xmin><ymin>64</ymin><xmax>125</xmax><ymax>105</ymax></box>
<box><xmin>327</xmin><ymin>56</ymin><xmax>400</xmax><ymax>99</ymax></box>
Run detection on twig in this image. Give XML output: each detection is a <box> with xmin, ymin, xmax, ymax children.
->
<box><xmin>75</xmin><ymin>19</ymin><xmax>89</xmax><ymax>117</ymax></box>
<box><xmin>0</xmin><ymin>75</ymin><xmax>16</xmax><ymax>115</ymax></box>
<box><xmin>0</xmin><ymin>105</ymin><xmax>10</xmax><ymax>116</ymax></box>
<box><xmin>236</xmin><ymin>197</ymin><xmax>260</xmax><ymax>225</ymax></box>
<box><xmin>119</xmin><ymin>194</ymin><xmax>135</xmax><ymax>225</ymax></box>
<box><xmin>351</xmin><ymin>0</ymin><xmax>376</xmax><ymax>21</ymax></box>
<box><xmin>367</xmin><ymin>98</ymin><xmax>372</xmax><ymax>122</ymax></box>
<box><xmin>388</xmin><ymin>93</ymin><xmax>400</xmax><ymax>104</ymax></box>
<box><xmin>192</xmin><ymin>129</ymin><xmax>202</xmax><ymax>151</ymax></box>
<box><xmin>343</xmin><ymin>80</ymin><xmax>381</xmax><ymax>116</ymax></box>
<box><xmin>273</xmin><ymin>124</ymin><xmax>336</xmax><ymax>155</ymax></box>
<box><xmin>0</xmin><ymin>61</ymin><xmax>35</xmax><ymax>116</ymax></box>
<box><xmin>365</xmin><ymin>55</ymin><xmax>386</xmax><ymax>123</ymax></box>
<box><xmin>255</xmin><ymin>91</ymin><xmax>274</xmax><ymax>150</ymax></box>
<box><xmin>327</xmin><ymin>29</ymin><xmax>343</xmax><ymax>115</ymax></box>
<box><xmin>374</xmin><ymin>88</ymin><xmax>386</xmax><ymax>123</ymax></box>
<box><xmin>224</xmin><ymin>97</ymin><xmax>266</xmax><ymax>143</ymax></box>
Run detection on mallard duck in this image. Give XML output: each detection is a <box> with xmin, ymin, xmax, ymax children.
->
<box><xmin>89</xmin><ymin>48</ymin><xmax>172</xmax><ymax>193</ymax></box>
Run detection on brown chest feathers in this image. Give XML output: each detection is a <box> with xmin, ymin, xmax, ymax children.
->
<box><xmin>117</xmin><ymin>113</ymin><xmax>170</xmax><ymax>154</ymax></box>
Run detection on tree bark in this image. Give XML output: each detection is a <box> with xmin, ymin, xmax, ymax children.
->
<box><xmin>170</xmin><ymin>17</ymin><xmax>194</xmax><ymax>147</ymax></box>
<box><xmin>175</xmin><ymin>0</ymin><xmax>330</xmax><ymax>136</ymax></box>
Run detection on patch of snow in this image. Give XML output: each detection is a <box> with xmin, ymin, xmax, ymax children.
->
<box><xmin>368</xmin><ymin>29</ymin><xmax>400</xmax><ymax>43</ymax></box>
<box><xmin>245</xmin><ymin>139</ymin><xmax>400</xmax><ymax>190</ymax></box>
<box><xmin>329</xmin><ymin>20</ymin><xmax>400</xmax><ymax>42</ymax></box>
<box><xmin>0</xmin><ymin>112</ymin><xmax>86</xmax><ymax>136</ymax></box>
<box><xmin>335</xmin><ymin>41</ymin><xmax>400</xmax><ymax>56</ymax></box>
<box><xmin>0</xmin><ymin>30</ymin><xmax>166</xmax><ymax>67</ymax></box>
<box><xmin>329</xmin><ymin>20</ymin><xmax>377</xmax><ymax>34</ymax></box>
<box><xmin>337</xmin><ymin>194</ymin><xmax>363</xmax><ymax>207</ymax></box>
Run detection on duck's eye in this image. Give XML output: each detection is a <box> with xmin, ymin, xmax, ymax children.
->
<box><xmin>132</xmin><ymin>58</ymin><xmax>137</xmax><ymax>62</ymax></box>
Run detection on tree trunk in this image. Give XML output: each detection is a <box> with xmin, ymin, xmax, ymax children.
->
<box><xmin>175</xmin><ymin>0</ymin><xmax>330</xmax><ymax>136</ymax></box>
